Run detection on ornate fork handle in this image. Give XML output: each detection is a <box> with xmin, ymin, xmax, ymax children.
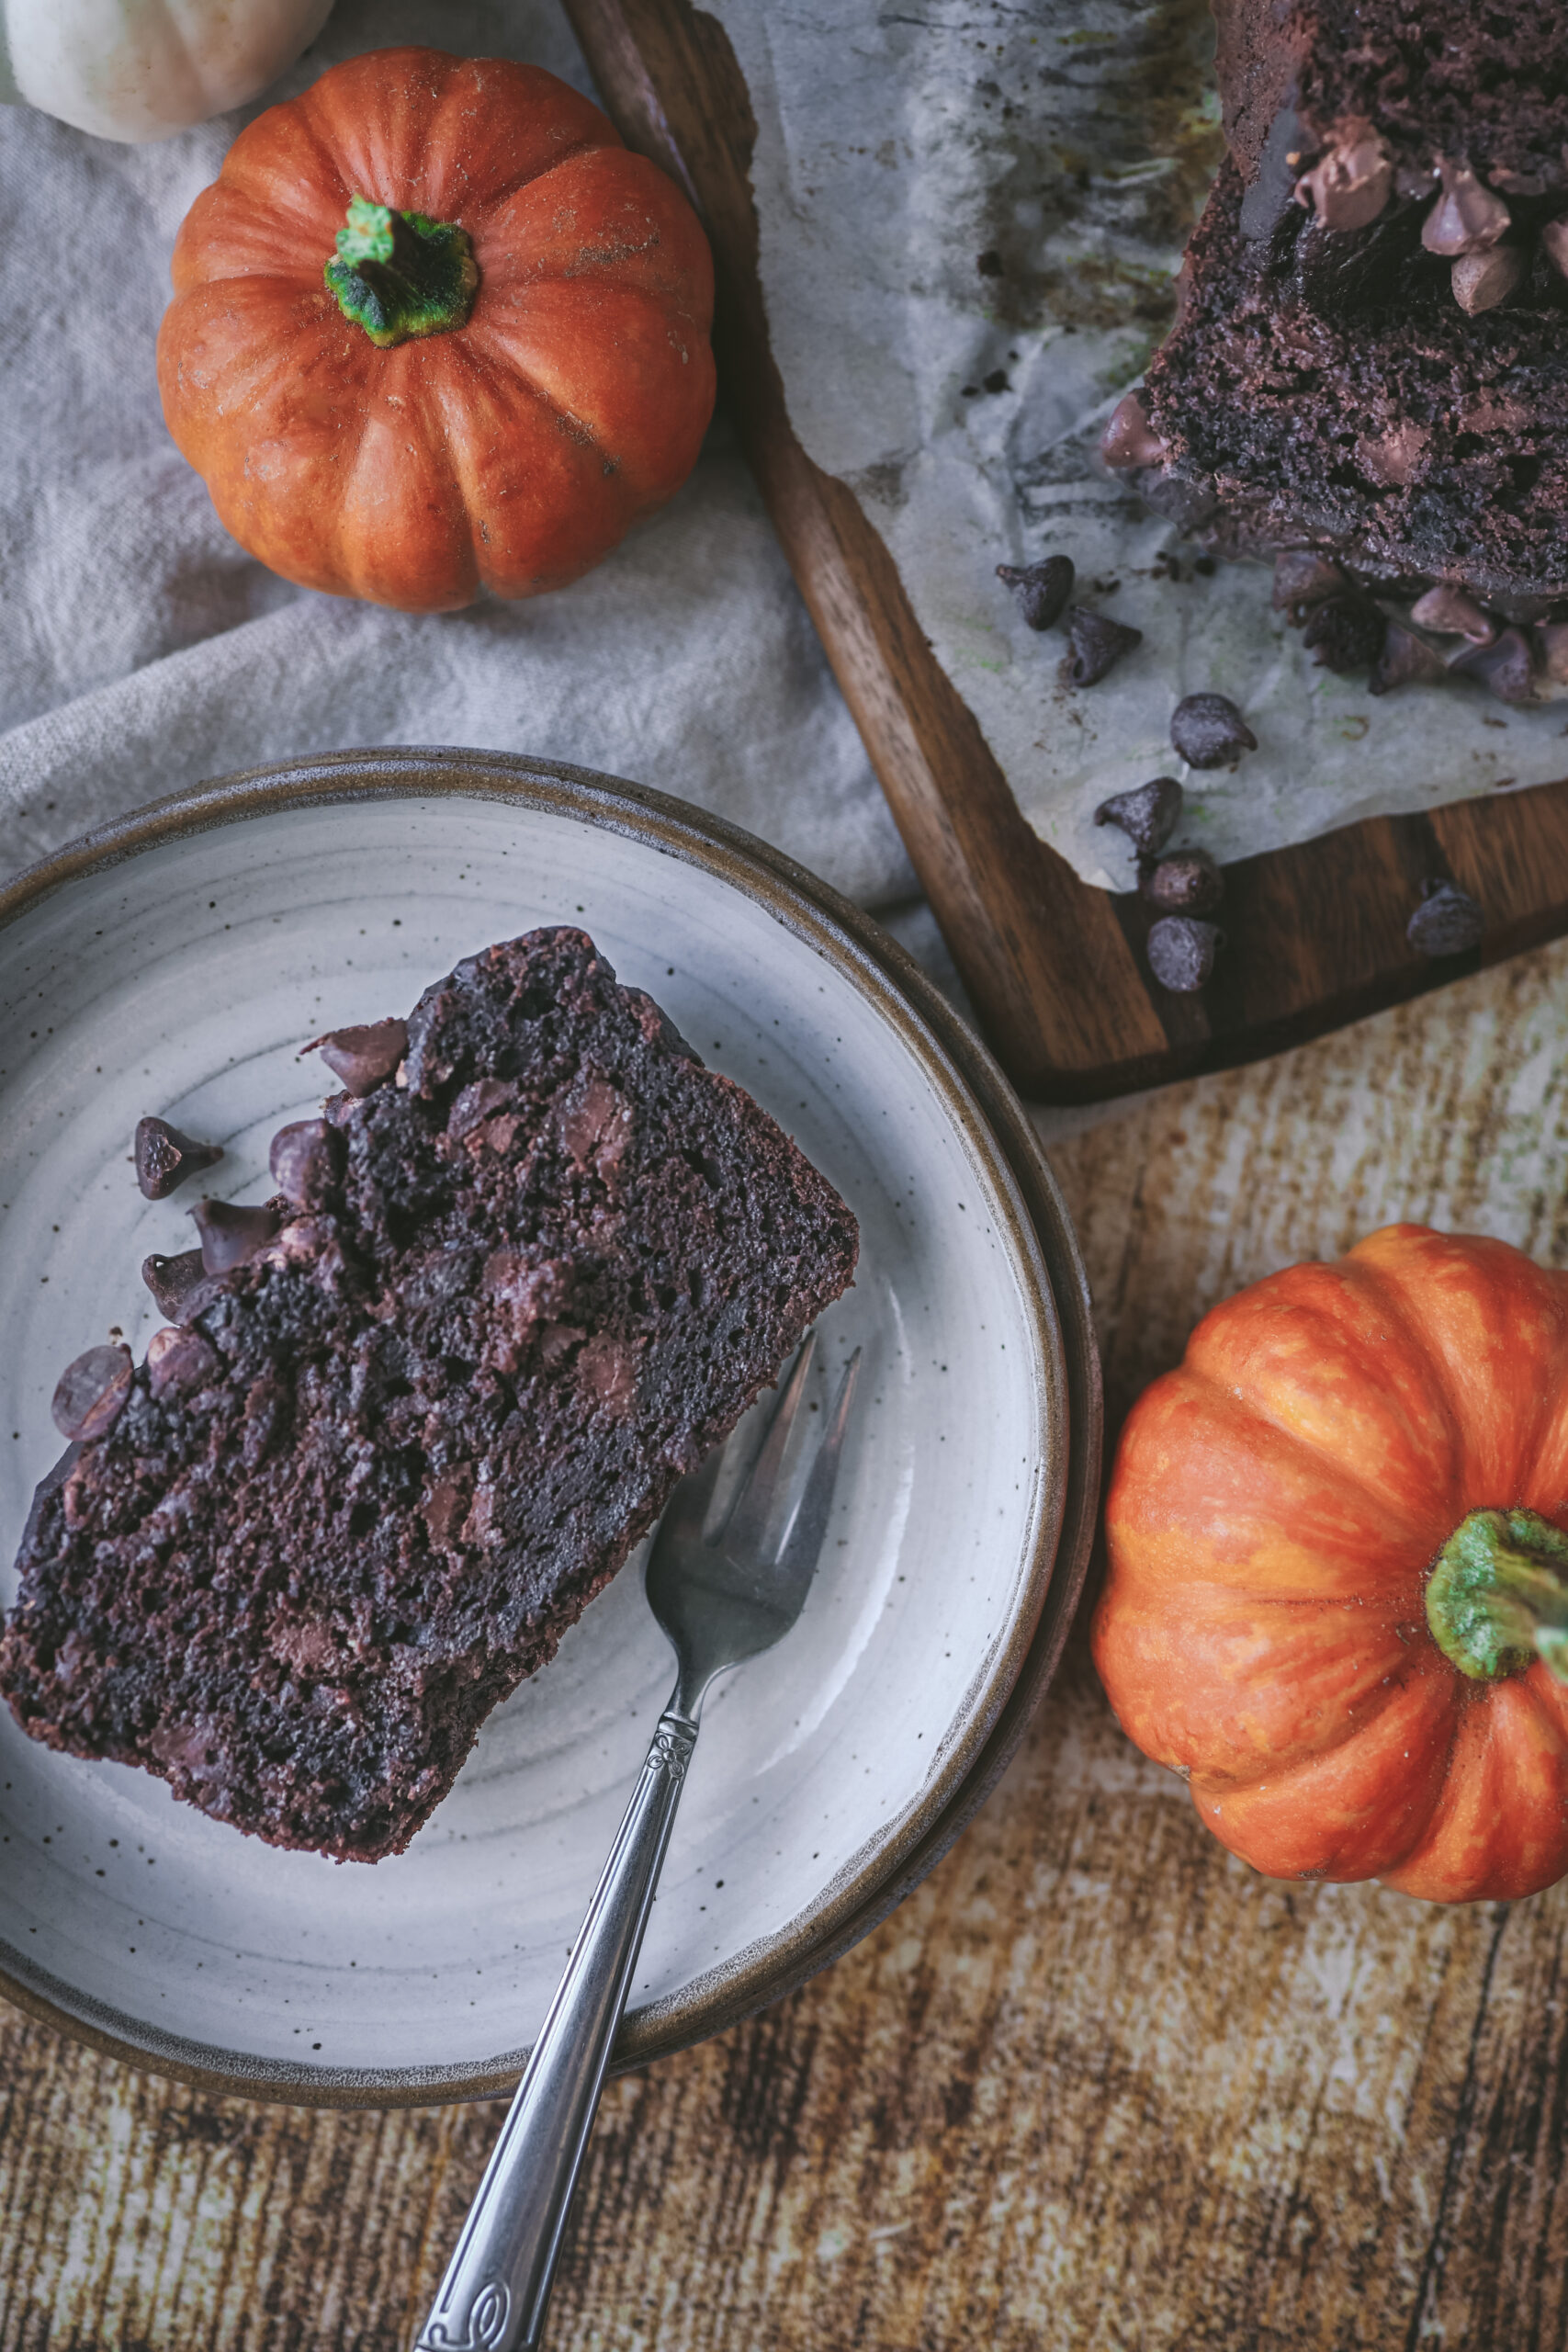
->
<box><xmin>416</xmin><ymin>1705</ymin><xmax>699</xmax><ymax>2352</ymax></box>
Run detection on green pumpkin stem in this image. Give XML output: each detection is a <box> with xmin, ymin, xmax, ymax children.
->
<box><xmin>1426</xmin><ymin>1508</ymin><xmax>1568</xmax><ymax>1683</ymax></box>
<box><xmin>324</xmin><ymin>197</ymin><xmax>478</xmax><ymax>348</ymax></box>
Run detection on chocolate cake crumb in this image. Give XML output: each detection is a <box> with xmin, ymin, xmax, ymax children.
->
<box><xmin>1</xmin><ymin>930</ymin><xmax>858</xmax><ymax>1861</ymax></box>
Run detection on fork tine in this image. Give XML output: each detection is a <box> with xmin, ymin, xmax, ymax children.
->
<box><xmin>720</xmin><ymin>1330</ymin><xmax>818</xmax><ymax>1559</ymax></box>
<box><xmin>773</xmin><ymin>1348</ymin><xmax>861</xmax><ymax>1578</ymax></box>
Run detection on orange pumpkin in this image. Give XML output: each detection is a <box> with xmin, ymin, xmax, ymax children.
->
<box><xmin>155</xmin><ymin>47</ymin><xmax>716</xmax><ymax>611</ymax></box>
<box><xmin>1093</xmin><ymin>1224</ymin><xmax>1568</xmax><ymax>1904</ymax></box>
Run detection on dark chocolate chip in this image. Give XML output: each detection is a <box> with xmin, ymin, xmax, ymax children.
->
<box><xmin>1422</xmin><ymin>164</ymin><xmax>1510</xmax><ymax>257</ymax></box>
<box><xmin>141</xmin><ymin>1248</ymin><xmax>209</xmax><ymax>1320</ymax></box>
<box><xmin>1146</xmin><ymin>917</ymin><xmax>1223</xmax><ymax>993</ymax></box>
<box><xmin>134</xmin><ymin>1117</ymin><xmax>223</xmax><ymax>1201</ymax></box>
<box><xmin>1410</xmin><ymin>585</ymin><xmax>1495</xmax><ymax>643</ymax></box>
<box><xmin>1407</xmin><ymin>880</ymin><xmax>1484</xmax><ymax>958</ymax></box>
<box><xmin>1370</xmin><ymin>624</ymin><xmax>1448</xmax><ymax>695</ymax></box>
<box><xmin>51</xmin><ymin>1343</ymin><xmax>133</xmax><ymax>1442</ymax></box>
<box><xmin>191</xmin><ymin>1198</ymin><xmax>284</xmax><ymax>1275</ymax></box>
<box><xmin>1093</xmin><ymin>776</ymin><xmax>1183</xmax><ymax>859</ymax></box>
<box><xmin>269</xmin><ymin>1118</ymin><xmax>343</xmax><ymax>1210</ymax></box>
<box><xmin>976</xmin><ymin>248</ymin><xmax>1004</xmax><ymax>277</ymax></box>
<box><xmin>1100</xmin><ymin>392</ymin><xmax>1168</xmax><ymax>471</ymax></box>
<box><xmin>995</xmin><ymin>555</ymin><xmax>1075</xmax><ymax>632</ymax></box>
<box><xmin>1169</xmin><ymin>694</ymin><xmax>1258</xmax><ymax>768</ymax></box>
<box><xmin>1066</xmin><ymin>607</ymin><xmax>1143</xmax><ymax>687</ymax></box>
<box><xmin>1451</xmin><ymin>628</ymin><xmax>1537</xmax><ymax>706</ymax></box>
<box><xmin>1302</xmin><ymin>596</ymin><xmax>1387</xmax><ymax>674</ymax></box>
<box><xmin>1141</xmin><ymin>849</ymin><xmax>1224</xmax><ymax>917</ymax></box>
<box><xmin>1272</xmin><ymin>551</ymin><xmax>1348</xmax><ymax>621</ymax></box>
<box><xmin>1537</xmin><ymin>622</ymin><xmax>1568</xmax><ymax>685</ymax></box>
<box><xmin>146</xmin><ymin>1326</ymin><xmax>220</xmax><ymax>1400</ymax></box>
<box><xmin>304</xmin><ymin>1018</ymin><xmax>408</xmax><ymax>1097</ymax></box>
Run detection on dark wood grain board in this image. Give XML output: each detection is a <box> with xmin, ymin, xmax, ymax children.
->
<box><xmin>562</xmin><ymin>0</ymin><xmax>1568</xmax><ymax>1104</ymax></box>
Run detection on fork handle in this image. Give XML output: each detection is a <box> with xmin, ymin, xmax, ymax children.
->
<box><xmin>414</xmin><ymin>1704</ymin><xmax>700</xmax><ymax>2352</ymax></box>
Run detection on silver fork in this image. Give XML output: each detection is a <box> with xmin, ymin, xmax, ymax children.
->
<box><xmin>415</xmin><ymin>1333</ymin><xmax>861</xmax><ymax>2352</ymax></box>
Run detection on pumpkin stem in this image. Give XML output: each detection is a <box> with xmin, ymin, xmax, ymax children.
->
<box><xmin>324</xmin><ymin>197</ymin><xmax>478</xmax><ymax>348</ymax></box>
<box><xmin>1426</xmin><ymin>1508</ymin><xmax>1568</xmax><ymax>1683</ymax></box>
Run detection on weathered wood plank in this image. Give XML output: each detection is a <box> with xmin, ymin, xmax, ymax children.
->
<box><xmin>11</xmin><ymin>938</ymin><xmax>1568</xmax><ymax>2348</ymax></box>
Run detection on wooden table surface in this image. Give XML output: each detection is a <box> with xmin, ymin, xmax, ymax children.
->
<box><xmin>9</xmin><ymin>936</ymin><xmax>1568</xmax><ymax>2351</ymax></box>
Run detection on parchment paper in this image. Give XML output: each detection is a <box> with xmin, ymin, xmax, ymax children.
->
<box><xmin>710</xmin><ymin>0</ymin><xmax>1568</xmax><ymax>892</ymax></box>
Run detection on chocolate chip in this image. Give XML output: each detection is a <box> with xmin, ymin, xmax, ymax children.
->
<box><xmin>1272</xmin><ymin>552</ymin><xmax>1348</xmax><ymax>621</ymax></box>
<box><xmin>141</xmin><ymin>1248</ymin><xmax>209</xmax><ymax>1320</ymax></box>
<box><xmin>1146</xmin><ymin>917</ymin><xmax>1223</xmax><ymax>993</ymax></box>
<box><xmin>146</xmin><ymin>1326</ymin><xmax>220</xmax><ymax>1400</ymax></box>
<box><xmin>1170</xmin><ymin>694</ymin><xmax>1258</xmax><ymax>768</ymax></box>
<box><xmin>1410</xmin><ymin>585</ymin><xmax>1496</xmax><ymax>644</ymax></box>
<box><xmin>1141</xmin><ymin>849</ymin><xmax>1224</xmax><ymax>917</ymax></box>
<box><xmin>1093</xmin><ymin>776</ymin><xmax>1183</xmax><ymax>858</ymax></box>
<box><xmin>1100</xmin><ymin>392</ymin><xmax>1168</xmax><ymax>471</ymax></box>
<box><xmin>1422</xmin><ymin>164</ymin><xmax>1510</xmax><ymax>257</ymax></box>
<box><xmin>1066</xmin><ymin>608</ymin><xmax>1143</xmax><ymax>687</ymax></box>
<box><xmin>51</xmin><ymin>1343</ymin><xmax>132</xmax><ymax>1442</ymax></box>
<box><xmin>995</xmin><ymin>555</ymin><xmax>1074</xmax><ymax>632</ymax></box>
<box><xmin>1302</xmin><ymin>596</ymin><xmax>1386</xmax><ymax>673</ymax></box>
<box><xmin>1293</xmin><ymin>130</ymin><xmax>1393</xmax><ymax>233</ymax></box>
<box><xmin>1452</xmin><ymin>245</ymin><xmax>1526</xmax><ymax>314</ymax></box>
<box><xmin>1536</xmin><ymin>622</ymin><xmax>1568</xmax><ymax>684</ymax></box>
<box><xmin>1452</xmin><ymin>627</ymin><xmax>1537</xmax><ymax>706</ymax></box>
<box><xmin>1370</xmin><ymin>624</ymin><xmax>1448</xmax><ymax>695</ymax></box>
<box><xmin>304</xmin><ymin>1018</ymin><xmax>408</xmax><ymax>1097</ymax></box>
<box><xmin>1407</xmin><ymin>880</ymin><xmax>1483</xmax><ymax>958</ymax></box>
<box><xmin>269</xmin><ymin>1118</ymin><xmax>343</xmax><ymax>1210</ymax></box>
<box><xmin>134</xmin><ymin>1117</ymin><xmax>223</xmax><ymax>1202</ymax></box>
<box><xmin>976</xmin><ymin>248</ymin><xmax>1004</xmax><ymax>277</ymax></box>
<box><xmin>191</xmin><ymin>1198</ymin><xmax>284</xmax><ymax>1275</ymax></box>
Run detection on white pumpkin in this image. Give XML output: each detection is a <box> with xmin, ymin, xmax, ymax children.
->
<box><xmin>0</xmin><ymin>0</ymin><xmax>333</xmax><ymax>142</ymax></box>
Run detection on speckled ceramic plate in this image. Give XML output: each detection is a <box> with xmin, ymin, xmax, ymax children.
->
<box><xmin>0</xmin><ymin>750</ymin><xmax>1099</xmax><ymax>2107</ymax></box>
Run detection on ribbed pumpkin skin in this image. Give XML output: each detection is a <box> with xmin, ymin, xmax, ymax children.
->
<box><xmin>1093</xmin><ymin>1225</ymin><xmax>1568</xmax><ymax>1903</ymax></box>
<box><xmin>155</xmin><ymin>48</ymin><xmax>716</xmax><ymax>611</ymax></box>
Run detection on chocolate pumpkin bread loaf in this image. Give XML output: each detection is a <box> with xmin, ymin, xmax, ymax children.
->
<box><xmin>1106</xmin><ymin>3</ymin><xmax>1568</xmax><ymax>667</ymax></box>
<box><xmin>0</xmin><ymin>930</ymin><xmax>858</xmax><ymax>1860</ymax></box>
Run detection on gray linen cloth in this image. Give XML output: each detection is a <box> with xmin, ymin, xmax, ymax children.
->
<box><xmin>0</xmin><ymin>0</ymin><xmax>918</xmax><ymax>924</ymax></box>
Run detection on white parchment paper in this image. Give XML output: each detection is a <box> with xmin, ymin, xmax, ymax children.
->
<box><xmin>710</xmin><ymin>0</ymin><xmax>1568</xmax><ymax>891</ymax></box>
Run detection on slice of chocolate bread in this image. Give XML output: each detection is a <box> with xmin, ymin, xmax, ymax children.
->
<box><xmin>0</xmin><ymin>930</ymin><xmax>858</xmax><ymax>1861</ymax></box>
<box><xmin>1125</xmin><ymin>156</ymin><xmax>1568</xmax><ymax>617</ymax></box>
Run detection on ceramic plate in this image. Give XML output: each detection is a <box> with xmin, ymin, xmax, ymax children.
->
<box><xmin>0</xmin><ymin>751</ymin><xmax>1099</xmax><ymax>2105</ymax></box>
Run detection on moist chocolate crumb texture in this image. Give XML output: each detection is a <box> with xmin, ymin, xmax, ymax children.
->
<box><xmin>0</xmin><ymin>931</ymin><xmax>859</xmax><ymax>1861</ymax></box>
<box><xmin>1105</xmin><ymin>3</ymin><xmax>1568</xmax><ymax>689</ymax></box>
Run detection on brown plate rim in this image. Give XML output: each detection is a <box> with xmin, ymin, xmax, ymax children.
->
<box><xmin>0</xmin><ymin>748</ymin><xmax>1102</xmax><ymax>2107</ymax></box>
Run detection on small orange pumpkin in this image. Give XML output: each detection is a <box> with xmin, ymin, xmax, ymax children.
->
<box><xmin>156</xmin><ymin>47</ymin><xmax>716</xmax><ymax>611</ymax></box>
<box><xmin>1093</xmin><ymin>1224</ymin><xmax>1568</xmax><ymax>1903</ymax></box>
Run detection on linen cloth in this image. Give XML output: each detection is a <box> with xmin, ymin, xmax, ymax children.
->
<box><xmin>0</xmin><ymin>0</ymin><xmax>917</xmax><ymax>923</ymax></box>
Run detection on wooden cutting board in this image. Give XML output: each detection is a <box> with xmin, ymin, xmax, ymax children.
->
<box><xmin>564</xmin><ymin>0</ymin><xmax>1568</xmax><ymax>1104</ymax></box>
